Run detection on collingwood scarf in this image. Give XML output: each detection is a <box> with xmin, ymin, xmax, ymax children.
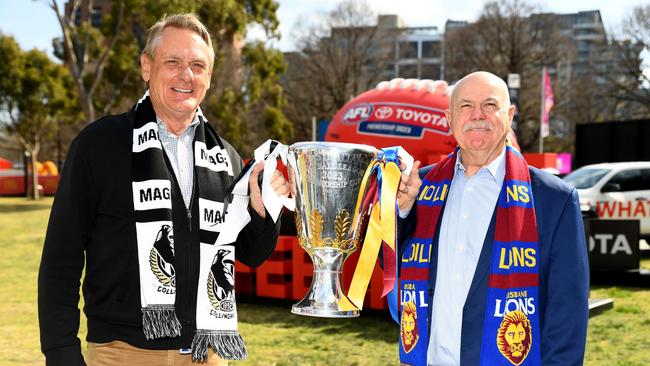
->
<box><xmin>398</xmin><ymin>145</ymin><xmax>541</xmax><ymax>366</ymax></box>
<box><xmin>132</xmin><ymin>91</ymin><xmax>246</xmax><ymax>361</ymax></box>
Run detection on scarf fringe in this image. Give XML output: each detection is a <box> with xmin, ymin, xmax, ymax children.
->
<box><xmin>191</xmin><ymin>330</ymin><xmax>248</xmax><ymax>362</ymax></box>
<box><xmin>142</xmin><ymin>306</ymin><xmax>182</xmax><ymax>339</ymax></box>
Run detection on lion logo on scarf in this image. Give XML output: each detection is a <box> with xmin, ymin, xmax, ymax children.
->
<box><xmin>400</xmin><ymin>301</ymin><xmax>419</xmax><ymax>353</ymax></box>
<box><xmin>207</xmin><ymin>248</ymin><xmax>235</xmax><ymax>311</ymax></box>
<box><xmin>496</xmin><ymin>310</ymin><xmax>532</xmax><ymax>365</ymax></box>
<box><xmin>149</xmin><ymin>224</ymin><xmax>175</xmax><ymax>287</ymax></box>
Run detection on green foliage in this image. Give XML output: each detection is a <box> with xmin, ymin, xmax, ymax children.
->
<box><xmin>0</xmin><ymin>34</ymin><xmax>79</xmax><ymax>198</ymax></box>
<box><xmin>242</xmin><ymin>42</ymin><xmax>293</xmax><ymax>148</ymax></box>
<box><xmin>46</xmin><ymin>0</ymin><xmax>289</xmax><ymax>156</ymax></box>
<box><xmin>197</xmin><ymin>0</ymin><xmax>280</xmax><ymax>40</ymax></box>
<box><xmin>197</xmin><ymin>3</ymin><xmax>290</xmax><ymax>154</ymax></box>
<box><xmin>263</xmin><ymin>105</ymin><xmax>294</xmax><ymax>141</ymax></box>
<box><xmin>207</xmin><ymin>88</ymin><xmax>245</xmax><ymax>146</ymax></box>
<box><xmin>243</xmin><ymin>42</ymin><xmax>286</xmax><ymax>102</ymax></box>
<box><xmin>0</xmin><ymin>34</ymin><xmax>78</xmax><ymax>148</ymax></box>
<box><xmin>0</xmin><ymin>34</ymin><xmax>22</xmax><ymax>96</ymax></box>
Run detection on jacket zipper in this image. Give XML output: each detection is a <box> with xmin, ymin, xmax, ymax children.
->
<box><xmin>186</xmin><ymin>209</ymin><xmax>192</xmax><ymax>232</ymax></box>
<box><xmin>186</xmin><ymin>165</ymin><xmax>196</xmax><ymax>326</ymax></box>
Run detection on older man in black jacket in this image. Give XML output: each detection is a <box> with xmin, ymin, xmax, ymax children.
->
<box><xmin>38</xmin><ymin>13</ymin><xmax>288</xmax><ymax>366</ymax></box>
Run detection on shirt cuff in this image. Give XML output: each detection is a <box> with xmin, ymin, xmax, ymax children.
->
<box><xmin>398</xmin><ymin>207</ymin><xmax>411</xmax><ymax>218</ymax></box>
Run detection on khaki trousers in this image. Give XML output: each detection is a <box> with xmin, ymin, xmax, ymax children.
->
<box><xmin>87</xmin><ymin>341</ymin><xmax>228</xmax><ymax>366</ymax></box>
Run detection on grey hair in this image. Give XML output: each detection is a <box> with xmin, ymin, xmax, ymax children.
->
<box><xmin>142</xmin><ymin>13</ymin><xmax>215</xmax><ymax>66</ymax></box>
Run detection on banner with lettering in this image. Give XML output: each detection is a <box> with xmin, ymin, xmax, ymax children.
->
<box><xmin>342</xmin><ymin>102</ymin><xmax>451</xmax><ymax>139</ymax></box>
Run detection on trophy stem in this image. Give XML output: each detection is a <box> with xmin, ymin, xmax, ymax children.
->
<box><xmin>291</xmin><ymin>248</ymin><xmax>360</xmax><ymax>318</ymax></box>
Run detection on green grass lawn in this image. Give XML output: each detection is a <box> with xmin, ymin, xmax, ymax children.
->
<box><xmin>1</xmin><ymin>197</ymin><xmax>649</xmax><ymax>365</ymax></box>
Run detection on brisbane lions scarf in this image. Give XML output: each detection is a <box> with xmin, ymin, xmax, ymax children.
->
<box><xmin>398</xmin><ymin>145</ymin><xmax>541</xmax><ymax>366</ymax></box>
<box><xmin>132</xmin><ymin>91</ymin><xmax>245</xmax><ymax>362</ymax></box>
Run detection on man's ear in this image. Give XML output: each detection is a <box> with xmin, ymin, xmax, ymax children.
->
<box><xmin>445</xmin><ymin>109</ymin><xmax>453</xmax><ymax>133</ymax></box>
<box><xmin>507</xmin><ymin>104</ymin><xmax>516</xmax><ymax>127</ymax></box>
<box><xmin>140</xmin><ymin>54</ymin><xmax>151</xmax><ymax>82</ymax></box>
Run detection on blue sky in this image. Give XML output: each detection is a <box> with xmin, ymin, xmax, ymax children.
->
<box><xmin>0</xmin><ymin>0</ymin><xmax>646</xmax><ymax>56</ymax></box>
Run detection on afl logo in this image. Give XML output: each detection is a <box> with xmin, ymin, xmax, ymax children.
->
<box><xmin>342</xmin><ymin>103</ymin><xmax>373</xmax><ymax>124</ymax></box>
<box><xmin>374</xmin><ymin>106</ymin><xmax>393</xmax><ymax>120</ymax></box>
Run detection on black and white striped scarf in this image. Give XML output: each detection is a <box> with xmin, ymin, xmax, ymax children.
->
<box><xmin>131</xmin><ymin>91</ymin><xmax>246</xmax><ymax>361</ymax></box>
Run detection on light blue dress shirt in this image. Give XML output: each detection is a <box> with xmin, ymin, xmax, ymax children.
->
<box><xmin>157</xmin><ymin>116</ymin><xmax>200</xmax><ymax>209</ymax></box>
<box><xmin>427</xmin><ymin>148</ymin><xmax>506</xmax><ymax>366</ymax></box>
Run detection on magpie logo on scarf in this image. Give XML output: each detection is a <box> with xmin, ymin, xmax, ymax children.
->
<box><xmin>132</xmin><ymin>91</ymin><xmax>246</xmax><ymax>362</ymax></box>
<box><xmin>398</xmin><ymin>145</ymin><xmax>541</xmax><ymax>366</ymax></box>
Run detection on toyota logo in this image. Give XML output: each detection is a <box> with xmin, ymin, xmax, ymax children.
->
<box><xmin>375</xmin><ymin>106</ymin><xmax>393</xmax><ymax>120</ymax></box>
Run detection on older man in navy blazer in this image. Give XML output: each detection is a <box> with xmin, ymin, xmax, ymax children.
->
<box><xmin>395</xmin><ymin>71</ymin><xmax>589</xmax><ymax>366</ymax></box>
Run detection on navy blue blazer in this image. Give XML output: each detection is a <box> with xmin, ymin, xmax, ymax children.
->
<box><xmin>398</xmin><ymin>165</ymin><xmax>589</xmax><ymax>366</ymax></box>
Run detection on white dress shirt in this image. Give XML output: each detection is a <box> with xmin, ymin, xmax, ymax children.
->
<box><xmin>157</xmin><ymin>116</ymin><xmax>199</xmax><ymax>209</ymax></box>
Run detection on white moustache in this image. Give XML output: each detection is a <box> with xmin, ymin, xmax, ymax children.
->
<box><xmin>463</xmin><ymin>121</ymin><xmax>494</xmax><ymax>132</ymax></box>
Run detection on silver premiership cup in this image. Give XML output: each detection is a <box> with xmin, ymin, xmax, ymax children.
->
<box><xmin>287</xmin><ymin>141</ymin><xmax>376</xmax><ymax>318</ymax></box>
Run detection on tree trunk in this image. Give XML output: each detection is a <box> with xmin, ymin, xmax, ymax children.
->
<box><xmin>214</xmin><ymin>33</ymin><xmax>244</xmax><ymax>92</ymax></box>
<box><xmin>29</xmin><ymin>149</ymin><xmax>40</xmax><ymax>200</ymax></box>
<box><xmin>82</xmin><ymin>93</ymin><xmax>95</xmax><ymax>124</ymax></box>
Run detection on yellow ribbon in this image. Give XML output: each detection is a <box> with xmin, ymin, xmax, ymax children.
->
<box><xmin>343</xmin><ymin>159</ymin><xmax>401</xmax><ymax>311</ymax></box>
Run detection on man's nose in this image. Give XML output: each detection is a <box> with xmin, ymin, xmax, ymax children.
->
<box><xmin>470</xmin><ymin>105</ymin><xmax>485</xmax><ymax>120</ymax></box>
<box><xmin>178</xmin><ymin>65</ymin><xmax>194</xmax><ymax>82</ymax></box>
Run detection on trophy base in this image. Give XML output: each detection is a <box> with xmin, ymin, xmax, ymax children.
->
<box><xmin>291</xmin><ymin>303</ymin><xmax>360</xmax><ymax>318</ymax></box>
<box><xmin>290</xmin><ymin>248</ymin><xmax>361</xmax><ymax>318</ymax></box>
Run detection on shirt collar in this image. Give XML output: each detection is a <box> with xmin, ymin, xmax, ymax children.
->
<box><xmin>456</xmin><ymin>147</ymin><xmax>507</xmax><ymax>183</ymax></box>
<box><xmin>156</xmin><ymin>112</ymin><xmax>200</xmax><ymax>136</ymax></box>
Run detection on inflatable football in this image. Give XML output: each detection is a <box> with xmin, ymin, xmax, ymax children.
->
<box><xmin>325</xmin><ymin>78</ymin><xmax>456</xmax><ymax>165</ymax></box>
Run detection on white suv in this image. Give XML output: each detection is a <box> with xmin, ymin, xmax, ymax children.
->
<box><xmin>563</xmin><ymin>162</ymin><xmax>650</xmax><ymax>239</ymax></box>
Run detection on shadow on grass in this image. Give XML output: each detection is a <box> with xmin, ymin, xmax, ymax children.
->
<box><xmin>0</xmin><ymin>203</ymin><xmax>52</xmax><ymax>213</ymax></box>
<box><xmin>238</xmin><ymin>299</ymin><xmax>398</xmax><ymax>343</ymax></box>
<box><xmin>591</xmin><ymin>285</ymin><xmax>650</xmax><ymax>294</ymax></box>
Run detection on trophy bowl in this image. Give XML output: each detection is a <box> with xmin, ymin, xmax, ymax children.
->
<box><xmin>287</xmin><ymin>141</ymin><xmax>376</xmax><ymax>318</ymax></box>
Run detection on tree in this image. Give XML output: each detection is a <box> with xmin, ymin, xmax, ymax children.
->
<box><xmin>43</xmin><ymin>0</ymin><xmax>291</xmax><ymax>155</ymax></box>
<box><xmin>603</xmin><ymin>5</ymin><xmax>650</xmax><ymax>119</ymax></box>
<box><xmin>443</xmin><ymin>0</ymin><xmax>573</xmax><ymax>151</ymax></box>
<box><xmin>444</xmin><ymin>1</ymin><xmax>569</xmax><ymax>79</ymax></box>
<box><xmin>205</xmin><ymin>41</ymin><xmax>293</xmax><ymax>152</ymax></box>
<box><xmin>283</xmin><ymin>0</ymin><xmax>396</xmax><ymax>141</ymax></box>
<box><xmin>195</xmin><ymin>0</ymin><xmax>293</xmax><ymax>153</ymax></box>
<box><xmin>44</xmin><ymin>0</ymin><xmax>125</xmax><ymax>123</ymax></box>
<box><xmin>0</xmin><ymin>34</ymin><xmax>78</xmax><ymax>199</ymax></box>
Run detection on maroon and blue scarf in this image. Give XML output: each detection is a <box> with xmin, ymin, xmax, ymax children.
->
<box><xmin>398</xmin><ymin>145</ymin><xmax>541</xmax><ymax>366</ymax></box>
